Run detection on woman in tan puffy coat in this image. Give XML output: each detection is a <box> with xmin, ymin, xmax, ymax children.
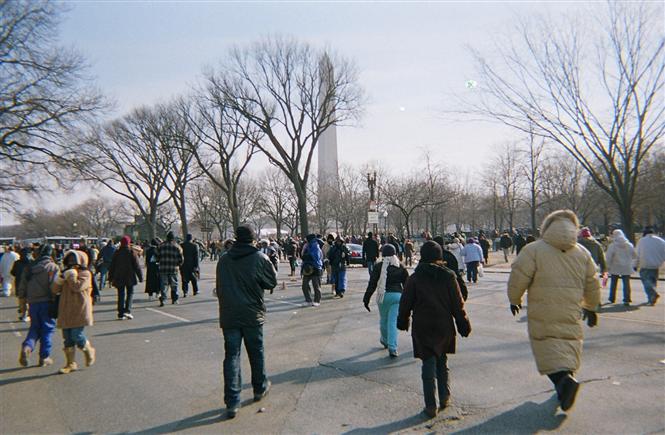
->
<box><xmin>508</xmin><ymin>210</ymin><xmax>600</xmax><ymax>412</ymax></box>
<box><xmin>51</xmin><ymin>250</ymin><xmax>96</xmax><ymax>374</ymax></box>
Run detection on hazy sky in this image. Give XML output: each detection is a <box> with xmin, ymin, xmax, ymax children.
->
<box><xmin>5</xmin><ymin>1</ymin><xmax>591</xmax><ymax>225</ymax></box>
<box><xmin>57</xmin><ymin>1</ymin><xmax>584</xmax><ymax>169</ymax></box>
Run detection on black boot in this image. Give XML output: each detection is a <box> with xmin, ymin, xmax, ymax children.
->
<box><xmin>557</xmin><ymin>374</ymin><xmax>580</xmax><ymax>411</ymax></box>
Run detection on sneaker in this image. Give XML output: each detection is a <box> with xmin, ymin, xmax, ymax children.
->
<box><xmin>39</xmin><ymin>357</ymin><xmax>54</xmax><ymax>367</ymax></box>
<box><xmin>19</xmin><ymin>346</ymin><xmax>31</xmax><ymax>367</ymax></box>
<box><xmin>423</xmin><ymin>407</ymin><xmax>437</xmax><ymax>419</ymax></box>
<box><xmin>123</xmin><ymin>313</ymin><xmax>134</xmax><ymax>320</ymax></box>
<box><xmin>312</xmin><ymin>302</ymin><xmax>320</xmax><ymax>307</ymax></box>
<box><xmin>339</xmin><ymin>293</ymin><xmax>344</xmax><ymax>298</ymax></box>
<box><xmin>117</xmin><ymin>315</ymin><xmax>125</xmax><ymax>320</ymax></box>
<box><xmin>380</xmin><ymin>339</ymin><xmax>388</xmax><ymax>349</ymax></box>
<box><xmin>439</xmin><ymin>397</ymin><xmax>451</xmax><ymax>410</ymax></box>
<box><xmin>148</xmin><ymin>295</ymin><xmax>154</xmax><ymax>302</ymax></box>
<box><xmin>159</xmin><ymin>299</ymin><xmax>165</xmax><ymax>307</ymax></box>
<box><xmin>649</xmin><ymin>294</ymin><xmax>660</xmax><ymax>306</ymax></box>
<box><xmin>226</xmin><ymin>406</ymin><xmax>239</xmax><ymax>419</ymax></box>
<box><xmin>172</xmin><ymin>300</ymin><xmax>179</xmax><ymax>305</ymax></box>
<box><xmin>183</xmin><ymin>293</ymin><xmax>188</xmax><ymax>298</ymax></box>
<box><xmin>254</xmin><ymin>380</ymin><xmax>271</xmax><ymax>402</ymax></box>
<box><xmin>389</xmin><ymin>350</ymin><xmax>399</xmax><ymax>358</ymax></box>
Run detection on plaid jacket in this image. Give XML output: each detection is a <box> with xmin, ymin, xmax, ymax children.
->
<box><xmin>157</xmin><ymin>241</ymin><xmax>184</xmax><ymax>275</ymax></box>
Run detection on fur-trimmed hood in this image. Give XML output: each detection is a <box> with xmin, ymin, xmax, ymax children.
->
<box><xmin>63</xmin><ymin>250</ymin><xmax>89</xmax><ymax>268</ymax></box>
<box><xmin>541</xmin><ymin>210</ymin><xmax>579</xmax><ymax>252</ymax></box>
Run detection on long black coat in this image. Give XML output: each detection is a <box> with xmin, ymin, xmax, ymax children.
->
<box><xmin>397</xmin><ymin>263</ymin><xmax>471</xmax><ymax>360</ymax></box>
<box><xmin>144</xmin><ymin>245</ymin><xmax>160</xmax><ymax>294</ymax></box>
<box><xmin>109</xmin><ymin>247</ymin><xmax>143</xmax><ymax>288</ymax></box>
<box><xmin>180</xmin><ymin>241</ymin><xmax>200</xmax><ymax>280</ymax></box>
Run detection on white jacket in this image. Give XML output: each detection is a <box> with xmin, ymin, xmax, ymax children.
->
<box><xmin>636</xmin><ymin>234</ymin><xmax>665</xmax><ymax>269</ymax></box>
<box><xmin>446</xmin><ymin>243</ymin><xmax>465</xmax><ymax>270</ymax></box>
<box><xmin>606</xmin><ymin>233</ymin><xmax>636</xmax><ymax>276</ymax></box>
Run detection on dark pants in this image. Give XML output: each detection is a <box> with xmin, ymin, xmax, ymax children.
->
<box><xmin>466</xmin><ymin>261</ymin><xmax>479</xmax><ymax>283</ymax></box>
<box><xmin>639</xmin><ymin>269</ymin><xmax>659</xmax><ymax>303</ymax></box>
<box><xmin>405</xmin><ymin>255</ymin><xmax>413</xmax><ymax>267</ymax></box>
<box><xmin>22</xmin><ymin>302</ymin><xmax>56</xmax><ymax>358</ymax></box>
<box><xmin>181</xmin><ymin>273</ymin><xmax>199</xmax><ymax>296</ymax></box>
<box><xmin>302</xmin><ymin>273</ymin><xmax>322</xmax><ymax>303</ymax></box>
<box><xmin>222</xmin><ymin>326</ymin><xmax>269</xmax><ymax>408</ymax></box>
<box><xmin>160</xmin><ymin>273</ymin><xmax>179</xmax><ymax>303</ymax></box>
<box><xmin>288</xmin><ymin>256</ymin><xmax>297</xmax><ymax>274</ymax></box>
<box><xmin>117</xmin><ymin>285</ymin><xmax>134</xmax><ymax>317</ymax></box>
<box><xmin>609</xmin><ymin>275</ymin><xmax>631</xmax><ymax>303</ymax></box>
<box><xmin>421</xmin><ymin>354</ymin><xmax>449</xmax><ymax>409</ymax></box>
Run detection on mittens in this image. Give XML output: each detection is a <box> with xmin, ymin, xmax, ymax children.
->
<box><xmin>457</xmin><ymin>318</ymin><xmax>472</xmax><ymax>337</ymax></box>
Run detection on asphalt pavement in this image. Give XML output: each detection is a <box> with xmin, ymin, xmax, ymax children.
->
<box><xmin>1</xmin><ymin>257</ymin><xmax>664</xmax><ymax>434</ymax></box>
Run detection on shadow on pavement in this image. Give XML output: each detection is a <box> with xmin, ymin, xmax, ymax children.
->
<box><xmin>599</xmin><ymin>304</ymin><xmax>640</xmax><ymax>313</ymax></box>
<box><xmin>0</xmin><ymin>371</ymin><xmax>59</xmax><ymax>387</ymax></box>
<box><xmin>128</xmin><ymin>408</ymin><xmax>222</xmax><ymax>434</ymax></box>
<box><xmin>343</xmin><ymin>412</ymin><xmax>428</xmax><ymax>434</ymax></box>
<box><xmin>452</xmin><ymin>396</ymin><xmax>565</xmax><ymax>434</ymax></box>
<box><xmin>94</xmin><ymin>318</ymin><xmax>216</xmax><ymax>337</ymax></box>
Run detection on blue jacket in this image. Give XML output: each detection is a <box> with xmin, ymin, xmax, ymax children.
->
<box><xmin>462</xmin><ymin>243</ymin><xmax>484</xmax><ymax>263</ymax></box>
<box><xmin>302</xmin><ymin>240</ymin><xmax>323</xmax><ymax>270</ymax></box>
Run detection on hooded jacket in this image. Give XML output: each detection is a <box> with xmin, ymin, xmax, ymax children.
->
<box><xmin>52</xmin><ymin>250</ymin><xmax>94</xmax><ymax>329</ymax></box>
<box><xmin>606</xmin><ymin>230</ymin><xmax>637</xmax><ymax>276</ymax></box>
<box><xmin>508</xmin><ymin>211</ymin><xmax>600</xmax><ymax>375</ymax></box>
<box><xmin>17</xmin><ymin>255</ymin><xmax>59</xmax><ymax>304</ymax></box>
<box><xmin>109</xmin><ymin>246</ymin><xmax>143</xmax><ymax>288</ymax></box>
<box><xmin>397</xmin><ymin>262</ymin><xmax>471</xmax><ymax>360</ymax></box>
<box><xmin>216</xmin><ymin>243</ymin><xmax>277</xmax><ymax>329</ymax></box>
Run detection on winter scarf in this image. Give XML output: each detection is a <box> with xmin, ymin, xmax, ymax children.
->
<box><xmin>376</xmin><ymin>255</ymin><xmax>401</xmax><ymax>306</ymax></box>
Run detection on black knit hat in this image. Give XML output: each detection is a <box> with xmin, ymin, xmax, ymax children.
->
<box><xmin>643</xmin><ymin>226</ymin><xmax>654</xmax><ymax>236</ymax></box>
<box><xmin>420</xmin><ymin>241</ymin><xmax>443</xmax><ymax>263</ymax></box>
<box><xmin>166</xmin><ymin>231</ymin><xmax>175</xmax><ymax>241</ymax></box>
<box><xmin>381</xmin><ymin>244</ymin><xmax>396</xmax><ymax>257</ymax></box>
<box><xmin>432</xmin><ymin>236</ymin><xmax>445</xmax><ymax>247</ymax></box>
<box><xmin>236</xmin><ymin>225</ymin><xmax>256</xmax><ymax>244</ymax></box>
<box><xmin>306</xmin><ymin>234</ymin><xmax>316</xmax><ymax>242</ymax></box>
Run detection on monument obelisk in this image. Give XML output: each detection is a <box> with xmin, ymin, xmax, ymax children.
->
<box><xmin>318</xmin><ymin>53</ymin><xmax>339</xmax><ymax>225</ymax></box>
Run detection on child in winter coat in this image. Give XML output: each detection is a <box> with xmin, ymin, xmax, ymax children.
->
<box><xmin>52</xmin><ymin>250</ymin><xmax>96</xmax><ymax>374</ymax></box>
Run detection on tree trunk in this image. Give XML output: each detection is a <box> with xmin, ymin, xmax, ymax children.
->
<box><xmin>620</xmin><ymin>205</ymin><xmax>634</xmax><ymax>243</ymax></box>
<box><xmin>294</xmin><ymin>181</ymin><xmax>309</xmax><ymax>236</ymax></box>
<box><xmin>530</xmin><ymin>187</ymin><xmax>538</xmax><ymax>235</ymax></box>
<box><xmin>179</xmin><ymin>190</ymin><xmax>189</xmax><ymax>237</ymax></box>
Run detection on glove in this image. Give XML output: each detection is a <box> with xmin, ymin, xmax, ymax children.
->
<box><xmin>582</xmin><ymin>309</ymin><xmax>597</xmax><ymax>327</ymax></box>
<box><xmin>397</xmin><ymin>318</ymin><xmax>409</xmax><ymax>331</ymax></box>
<box><xmin>457</xmin><ymin>318</ymin><xmax>471</xmax><ymax>337</ymax></box>
<box><xmin>363</xmin><ymin>301</ymin><xmax>371</xmax><ymax>312</ymax></box>
<box><xmin>510</xmin><ymin>304</ymin><xmax>522</xmax><ymax>316</ymax></box>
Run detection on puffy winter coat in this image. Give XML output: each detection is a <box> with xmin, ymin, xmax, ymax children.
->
<box><xmin>109</xmin><ymin>246</ymin><xmax>143</xmax><ymax>288</ymax></box>
<box><xmin>446</xmin><ymin>243</ymin><xmax>465</xmax><ymax>270</ymax></box>
<box><xmin>462</xmin><ymin>243</ymin><xmax>484</xmax><ymax>264</ymax></box>
<box><xmin>508</xmin><ymin>212</ymin><xmax>600</xmax><ymax>375</ymax></box>
<box><xmin>606</xmin><ymin>232</ymin><xmax>636</xmax><ymax>276</ymax></box>
<box><xmin>52</xmin><ymin>251</ymin><xmax>94</xmax><ymax>329</ymax></box>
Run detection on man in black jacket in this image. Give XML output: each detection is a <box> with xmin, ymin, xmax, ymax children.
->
<box><xmin>180</xmin><ymin>234</ymin><xmax>199</xmax><ymax>297</ymax></box>
<box><xmin>362</xmin><ymin>232</ymin><xmax>380</xmax><ymax>276</ymax></box>
<box><xmin>216</xmin><ymin>225</ymin><xmax>277</xmax><ymax>419</ymax></box>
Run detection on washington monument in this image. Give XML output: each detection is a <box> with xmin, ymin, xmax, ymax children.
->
<box><xmin>318</xmin><ymin>53</ymin><xmax>339</xmax><ymax>214</ymax></box>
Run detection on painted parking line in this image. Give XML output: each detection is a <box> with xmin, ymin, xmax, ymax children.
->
<box><xmin>265</xmin><ymin>296</ymin><xmax>303</xmax><ymax>307</ymax></box>
<box><xmin>145</xmin><ymin>307</ymin><xmax>191</xmax><ymax>323</ymax></box>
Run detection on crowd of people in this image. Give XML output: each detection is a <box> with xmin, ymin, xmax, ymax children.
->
<box><xmin>1</xmin><ymin>213</ymin><xmax>663</xmax><ymax>420</ymax></box>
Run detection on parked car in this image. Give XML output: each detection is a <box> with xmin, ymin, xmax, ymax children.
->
<box><xmin>347</xmin><ymin>243</ymin><xmax>365</xmax><ymax>266</ymax></box>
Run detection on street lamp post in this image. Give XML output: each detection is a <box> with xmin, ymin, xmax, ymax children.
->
<box><xmin>366</xmin><ymin>171</ymin><xmax>378</xmax><ymax>235</ymax></box>
<box><xmin>382</xmin><ymin>210</ymin><xmax>388</xmax><ymax>233</ymax></box>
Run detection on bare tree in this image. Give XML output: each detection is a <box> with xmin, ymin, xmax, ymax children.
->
<box><xmin>77</xmin><ymin>107</ymin><xmax>172</xmax><ymax>240</ymax></box>
<box><xmin>493</xmin><ymin>143</ymin><xmax>523</xmax><ymax>232</ymax></box>
<box><xmin>462</xmin><ymin>2</ymin><xmax>664</xmax><ymax>240</ymax></box>
<box><xmin>190</xmin><ymin>180</ymin><xmax>231</xmax><ymax>240</ymax></box>
<box><xmin>0</xmin><ymin>1</ymin><xmax>104</xmax><ymax>211</ymax></box>
<box><xmin>215</xmin><ymin>37</ymin><xmax>364</xmax><ymax>235</ymax></box>
<box><xmin>259</xmin><ymin>168</ymin><xmax>297</xmax><ymax>238</ymax></box>
<box><xmin>519</xmin><ymin>131</ymin><xmax>545</xmax><ymax>234</ymax></box>
<box><xmin>381</xmin><ymin>176</ymin><xmax>432</xmax><ymax>238</ymax></box>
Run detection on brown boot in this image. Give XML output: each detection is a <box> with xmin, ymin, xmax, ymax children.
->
<box><xmin>82</xmin><ymin>341</ymin><xmax>96</xmax><ymax>367</ymax></box>
<box><xmin>59</xmin><ymin>347</ymin><xmax>78</xmax><ymax>374</ymax></box>
<box><xmin>19</xmin><ymin>346</ymin><xmax>31</xmax><ymax>367</ymax></box>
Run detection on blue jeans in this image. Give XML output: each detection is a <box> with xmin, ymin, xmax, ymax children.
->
<box><xmin>62</xmin><ymin>327</ymin><xmax>87</xmax><ymax>348</ymax></box>
<box><xmin>639</xmin><ymin>269</ymin><xmax>659</xmax><ymax>302</ymax></box>
<box><xmin>379</xmin><ymin>292</ymin><xmax>401</xmax><ymax>352</ymax></box>
<box><xmin>421</xmin><ymin>354</ymin><xmax>449</xmax><ymax>409</ymax></box>
<box><xmin>160</xmin><ymin>273</ymin><xmax>179</xmax><ymax>302</ymax></box>
<box><xmin>609</xmin><ymin>275</ymin><xmax>631</xmax><ymax>303</ymax></box>
<box><xmin>117</xmin><ymin>285</ymin><xmax>134</xmax><ymax>317</ymax></box>
<box><xmin>98</xmin><ymin>264</ymin><xmax>110</xmax><ymax>289</ymax></box>
<box><xmin>22</xmin><ymin>302</ymin><xmax>56</xmax><ymax>358</ymax></box>
<box><xmin>332</xmin><ymin>269</ymin><xmax>347</xmax><ymax>295</ymax></box>
<box><xmin>223</xmin><ymin>326</ymin><xmax>268</xmax><ymax>408</ymax></box>
<box><xmin>367</xmin><ymin>260</ymin><xmax>375</xmax><ymax>276</ymax></box>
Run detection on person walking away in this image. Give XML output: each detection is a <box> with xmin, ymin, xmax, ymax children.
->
<box><xmin>17</xmin><ymin>245</ymin><xmax>58</xmax><ymax>367</ymax></box>
<box><xmin>478</xmin><ymin>235</ymin><xmax>490</xmax><ymax>265</ymax></box>
<box><xmin>515</xmin><ymin>233</ymin><xmax>527</xmax><ymax>255</ymax></box>
<box><xmin>180</xmin><ymin>234</ymin><xmax>200</xmax><ymax>297</ymax></box>
<box><xmin>508</xmin><ymin>210</ymin><xmax>600</xmax><ymax>411</ymax></box>
<box><xmin>329</xmin><ymin>236</ymin><xmax>351</xmax><ymax>298</ymax></box>
<box><xmin>109</xmin><ymin>236</ymin><xmax>143</xmax><ymax>320</ymax></box>
<box><xmin>11</xmin><ymin>247</ymin><xmax>32</xmax><ymax>322</ymax></box>
<box><xmin>259</xmin><ymin>240</ymin><xmax>279</xmax><ymax>272</ymax></box>
<box><xmin>284</xmin><ymin>238</ymin><xmax>298</xmax><ymax>277</ymax></box>
<box><xmin>144</xmin><ymin>239</ymin><xmax>161</xmax><ymax>301</ymax></box>
<box><xmin>500</xmin><ymin>232</ymin><xmax>513</xmax><ymax>262</ymax></box>
<box><xmin>605</xmin><ymin>229</ymin><xmax>636</xmax><ymax>306</ymax></box>
<box><xmin>301</xmin><ymin>234</ymin><xmax>323</xmax><ymax>307</ymax></box>
<box><xmin>363</xmin><ymin>244</ymin><xmax>409</xmax><ymax>357</ymax></box>
<box><xmin>461</xmin><ymin>238</ymin><xmax>484</xmax><ymax>284</ymax></box>
<box><xmin>52</xmin><ymin>250</ymin><xmax>96</xmax><ymax>374</ymax></box>
<box><xmin>322</xmin><ymin>234</ymin><xmax>334</xmax><ymax>285</ymax></box>
<box><xmin>445</xmin><ymin>238</ymin><xmax>465</xmax><ymax>276</ymax></box>
<box><xmin>362</xmin><ymin>232</ymin><xmax>380</xmax><ymax>276</ymax></box>
<box><xmin>635</xmin><ymin>226</ymin><xmax>665</xmax><ymax>306</ymax></box>
<box><xmin>397</xmin><ymin>241</ymin><xmax>471</xmax><ymax>418</ymax></box>
<box><xmin>98</xmin><ymin>239</ymin><xmax>116</xmax><ymax>290</ymax></box>
<box><xmin>404</xmin><ymin>239</ymin><xmax>414</xmax><ymax>267</ymax></box>
<box><xmin>0</xmin><ymin>245</ymin><xmax>19</xmax><ymax>297</ymax></box>
<box><xmin>157</xmin><ymin>231</ymin><xmax>184</xmax><ymax>306</ymax></box>
<box><xmin>216</xmin><ymin>225</ymin><xmax>277</xmax><ymax>419</ymax></box>
<box><xmin>578</xmin><ymin>228</ymin><xmax>607</xmax><ymax>278</ymax></box>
